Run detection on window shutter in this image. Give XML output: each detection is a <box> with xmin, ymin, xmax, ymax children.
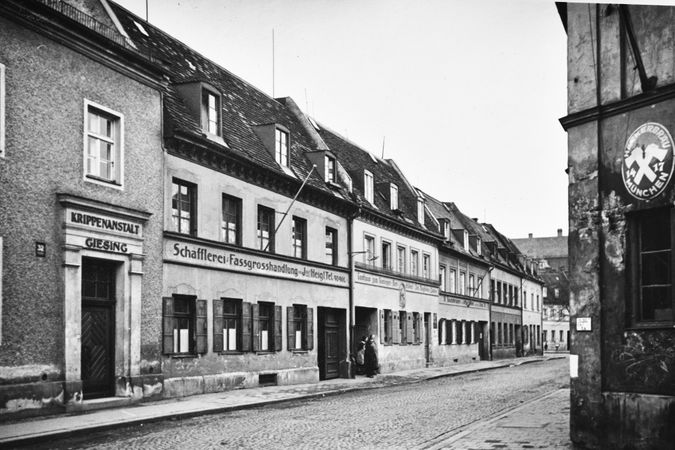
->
<box><xmin>274</xmin><ymin>305</ymin><xmax>283</xmax><ymax>351</ymax></box>
<box><xmin>392</xmin><ymin>311</ymin><xmax>400</xmax><ymax>344</ymax></box>
<box><xmin>306</xmin><ymin>307</ymin><xmax>314</xmax><ymax>351</ymax></box>
<box><xmin>416</xmin><ymin>314</ymin><xmax>422</xmax><ymax>344</ymax></box>
<box><xmin>438</xmin><ymin>319</ymin><xmax>443</xmax><ymax>345</ymax></box>
<box><xmin>241</xmin><ymin>302</ymin><xmax>252</xmax><ymax>352</ymax></box>
<box><xmin>162</xmin><ymin>297</ymin><xmax>174</xmax><ymax>354</ymax></box>
<box><xmin>213</xmin><ymin>299</ymin><xmax>224</xmax><ymax>352</ymax></box>
<box><xmin>196</xmin><ymin>299</ymin><xmax>208</xmax><ymax>354</ymax></box>
<box><xmin>287</xmin><ymin>306</ymin><xmax>295</xmax><ymax>351</ymax></box>
<box><xmin>407</xmin><ymin>313</ymin><xmax>413</xmax><ymax>345</ymax></box>
<box><xmin>251</xmin><ymin>303</ymin><xmax>260</xmax><ymax>352</ymax></box>
<box><xmin>379</xmin><ymin>310</ymin><xmax>384</xmax><ymax>344</ymax></box>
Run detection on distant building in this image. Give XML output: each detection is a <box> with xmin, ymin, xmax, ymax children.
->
<box><xmin>513</xmin><ymin>230</ymin><xmax>569</xmax><ymax>352</ymax></box>
<box><xmin>561</xmin><ymin>3</ymin><xmax>675</xmax><ymax>448</ymax></box>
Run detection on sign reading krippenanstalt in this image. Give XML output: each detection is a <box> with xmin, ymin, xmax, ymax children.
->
<box><xmin>165</xmin><ymin>239</ymin><xmax>349</xmax><ymax>288</ymax></box>
<box><xmin>622</xmin><ymin>122</ymin><xmax>675</xmax><ymax>201</ymax></box>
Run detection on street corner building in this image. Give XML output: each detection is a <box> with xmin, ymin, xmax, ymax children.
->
<box><xmin>0</xmin><ymin>0</ymin><xmax>166</xmax><ymax>416</ymax></box>
<box><xmin>0</xmin><ymin>0</ymin><xmax>545</xmax><ymax>421</ymax></box>
<box><xmin>560</xmin><ymin>3</ymin><xmax>675</xmax><ymax>448</ymax></box>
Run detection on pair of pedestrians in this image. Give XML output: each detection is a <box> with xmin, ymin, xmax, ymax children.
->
<box><xmin>355</xmin><ymin>335</ymin><xmax>379</xmax><ymax>377</ymax></box>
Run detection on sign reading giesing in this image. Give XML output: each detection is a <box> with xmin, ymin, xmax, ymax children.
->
<box><xmin>622</xmin><ymin>122</ymin><xmax>675</xmax><ymax>201</ymax></box>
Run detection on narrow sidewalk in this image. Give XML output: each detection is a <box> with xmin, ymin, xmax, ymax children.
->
<box><xmin>0</xmin><ymin>355</ymin><xmax>566</xmax><ymax>447</ymax></box>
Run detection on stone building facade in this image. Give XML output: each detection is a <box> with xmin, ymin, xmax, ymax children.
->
<box><xmin>561</xmin><ymin>3</ymin><xmax>675</xmax><ymax>448</ymax></box>
<box><xmin>0</xmin><ymin>0</ymin><xmax>165</xmax><ymax>416</ymax></box>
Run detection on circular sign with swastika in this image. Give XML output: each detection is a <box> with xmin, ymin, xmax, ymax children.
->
<box><xmin>622</xmin><ymin>122</ymin><xmax>675</xmax><ymax>201</ymax></box>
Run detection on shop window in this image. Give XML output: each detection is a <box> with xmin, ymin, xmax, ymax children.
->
<box><xmin>411</xmin><ymin>250</ymin><xmax>419</xmax><ymax>276</ymax></box>
<box><xmin>221</xmin><ymin>194</ymin><xmax>241</xmax><ymax>245</ymax></box>
<box><xmin>257</xmin><ymin>205</ymin><xmax>275</xmax><ymax>252</ymax></box>
<box><xmin>413</xmin><ymin>312</ymin><xmax>420</xmax><ymax>344</ymax></box>
<box><xmin>629</xmin><ymin>207</ymin><xmax>674</xmax><ymax>325</ymax></box>
<box><xmin>162</xmin><ymin>295</ymin><xmax>207</xmax><ymax>355</ymax></box>
<box><xmin>381</xmin><ymin>241</ymin><xmax>392</xmax><ymax>270</ymax></box>
<box><xmin>203</xmin><ymin>88</ymin><xmax>221</xmax><ymax>136</ymax></box>
<box><xmin>253</xmin><ymin>302</ymin><xmax>281</xmax><ymax>352</ymax></box>
<box><xmin>213</xmin><ymin>298</ymin><xmax>248</xmax><ymax>352</ymax></box>
<box><xmin>423</xmin><ymin>254</ymin><xmax>430</xmax><ymax>279</ymax></box>
<box><xmin>287</xmin><ymin>304</ymin><xmax>313</xmax><ymax>351</ymax></box>
<box><xmin>381</xmin><ymin>309</ymin><xmax>393</xmax><ymax>345</ymax></box>
<box><xmin>171</xmin><ymin>178</ymin><xmax>197</xmax><ymax>236</ymax></box>
<box><xmin>325</xmin><ymin>227</ymin><xmax>337</xmax><ymax>265</ymax></box>
<box><xmin>364</xmin><ymin>170</ymin><xmax>374</xmax><ymax>204</ymax></box>
<box><xmin>275</xmin><ymin>127</ymin><xmax>289</xmax><ymax>167</ymax></box>
<box><xmin>397</xmin><ymin>246</ymin><xmax>406</xmax><ymax>273</ymax></box>
<box><xmin>399</xmin><ymin>310</ymin><xmax>406</xmax><ymax>344</ymax></box>
<box><xmin>85</xmin><ymin>101</ymin><xmax>123</xmax><ymax>187</ymax></box>
<box><xmin>325</xmin><ymin>155</ymin><xmax>336</xmax><ymax>183</ymax></box>
<box><xmin>292</xmin><ymin>216</ymin><xmax>307</xmax><ymax>259</ymax></box>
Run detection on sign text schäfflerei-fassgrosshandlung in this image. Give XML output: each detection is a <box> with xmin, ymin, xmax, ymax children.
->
<box><xmin>165</xmin><ymin>240</ymin><xmax>349</xmax><ymax>287</ymax></box>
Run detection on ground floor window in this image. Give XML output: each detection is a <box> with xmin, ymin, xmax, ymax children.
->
<box><xmin>253</xmin><ymin>302</ymin><xmax>281</xmax><ymax>351</ymax></box>
<box><xmin>213</xmin><ymin>298</ymin><xmax>250</xmax><ymax>352</ymax></box>
<box><xmin>413</xmin><ymin>312</ymin><xmax>420</xmax><ymax>344</ymax></box>
<box><xmin>399</xmin><ymin>310</ymin><xmax>407</xmax><ymax>344</ymax></box>
<box><xmin>163</xmin><ymin>295</ymin><xmax>207</xmax><ymax>355</ymax></box>
<box><xmin>382</xmin><ymin>309</ymin><xmax>393</xmax><ymax>345</ymax></box>
<box><xmin>288</xmin><ymin>304</ymin><xmax>313</xmax><ymax>351</ymax></box>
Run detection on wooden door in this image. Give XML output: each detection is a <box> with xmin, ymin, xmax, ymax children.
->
<box><xmin>81</xmin><ymin>259</ymin><xmax>116</xmax><ymax>399</ymax></box>
<box><xmin>318</xmin><ymin>308</ymin><xmax>344</xmax><ymax>380</ymax></box>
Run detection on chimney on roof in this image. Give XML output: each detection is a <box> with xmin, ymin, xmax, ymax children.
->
<box><xmin>472</xmin><ymin>218</ymin><xmax>479</xmax><ymax>222</ymax></box>
<box><xmin>557</xmin><ymin>229</ymin><xmax>563</xmax><ymax>237</ymax></box>
<box><xmin>528</xmin><ymin>233</ymin><xmax>533</xmax><ymax>239</ymax></box>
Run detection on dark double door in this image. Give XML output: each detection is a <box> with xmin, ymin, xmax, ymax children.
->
<box><xmin>81</xmin><ymin>258</ymin><xmax>116</xmax><ymax>399</ymax></box>
<box><xmin>317</xmin><ymin>308</ymin><xmax>346</xmax><ymax>380</ymax></box>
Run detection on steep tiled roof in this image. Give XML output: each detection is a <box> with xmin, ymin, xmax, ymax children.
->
<box><xmin>109</xmin><ymin>2</ymin><xmax>343</xmax><ymax>197</ymax></box>
<box><xmin>317</xmin><ymin>124</ymin><xmax>439</xmax><ymax>237</ymax></box>
<box><xmin>512</xmin><ymin>235</ymin><xmax>568</xmax><ymax>259</ymax></box>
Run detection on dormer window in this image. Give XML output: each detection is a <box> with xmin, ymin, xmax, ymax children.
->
<box><xmin>364</xmin><ymin>170</ymin><xmax>374</xmax><ymax>204</ymax></box>
<box><xmin>463</xmin><ymin>230</ymin><xmax>469</xmax><ymax>251</ymax></box>
<box><xmin>390</xmin><ymin>184</ymin><xmax>399</xmax><ymax>210</ymax></box>
<box><xmin>275</xmin><ymin>127</ymin><xmax>289</xmax><ymax>167</ymax></box>
<box><xmin>443</xmin><ymin>222</ymin><xmax>450</xmax><ymax>239</ymax></box>
<box><xmin>204</xmin><ymin>90</ymin><xmax>220</xmax><ymax>135</ymax></box>
<box><xmin>325</xmin><ymin>155</ymin><xmax>336</xmax><ymax>183</ymax></box>
<box><xmin>476</xmin><ymin>237</ymin><xmax>482</xmax><ymax>255</ymax></box>
<box><xmin>417</xmin><ymin>198</ymin><xmax>424</xmax><ymax>224</ymax></box>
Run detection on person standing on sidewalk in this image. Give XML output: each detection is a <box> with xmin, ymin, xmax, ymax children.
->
<box><xmin>364</xmin><ymin>335</ymin><xmax>379</xmax><ymax>378</ymax></box>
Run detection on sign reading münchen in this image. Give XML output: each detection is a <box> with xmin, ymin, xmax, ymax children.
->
<box><xmin>622</xmin><ymin>122</ymin><xmax>675</xmax><ymax>201</ymax></box>
<box><xmin>165</xmin><ymin>239</ymin><xmax>349</xmax><ymax>288</ymax></box>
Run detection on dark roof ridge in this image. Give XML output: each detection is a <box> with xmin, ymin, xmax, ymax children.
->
<box><xmin>314</xmin><ymin>119</ymin><xmax>384</xmax><ymax>164</ymax></box>
<box><xmin>110</xmin><ymin>0</ymin><xmax>283</xmax><ymax>106</ymax></box>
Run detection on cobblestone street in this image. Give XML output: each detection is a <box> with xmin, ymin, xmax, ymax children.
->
<box><xmin>25</xmin><ymin>358</ymin><xmax>569</xmax><ymax>449</ymax></box>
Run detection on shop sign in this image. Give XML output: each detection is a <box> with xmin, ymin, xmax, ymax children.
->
<box><xmin>622</xmin><ymin>122</ymin><xmax>674</xmax><ymax>201</ymax></box>
<box><xmin>85</xmin><ymin>237</ymin><xmax>128</xmax><ymax>253</ymax></box>
<box><xmin>69</xmin><ymin>211</ymin><xmax>140</xmax><ymax>235</ymax></box>
<box><xmin>355</xmin><ymin>271</ymin><xmax>439</xmax><ymax>296</ymax></box>
<box><xmin>165</xmin><ymin>240</ymin><xmax>349</xmax><ymax>288</ymax></box>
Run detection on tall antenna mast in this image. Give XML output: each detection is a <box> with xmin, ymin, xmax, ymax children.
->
<box><xmin>381</xmin><ymin>136</ymin><xmax>386</xmax><ymax>158</ymax></box>
<box><xmin>145</xmin><ymin>0</ymin><xmax>148</xmax><ymax>21</ymax></box>
<box><xmin>272</xmin><ymin>29</ymin><xmax>275</xmax><ymax>98</ymax></box>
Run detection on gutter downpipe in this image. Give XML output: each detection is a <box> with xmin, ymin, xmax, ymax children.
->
<box><xmin>346</xmin><ymin>206</ymin><xmax>360</xmax><ymax>378</ymax></box>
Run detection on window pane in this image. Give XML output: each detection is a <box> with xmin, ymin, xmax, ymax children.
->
<box><xmin>641</xmin><ymin>286</ymin><xmax>673</xmax><ymax>321</ymax></box>
<box><xmin>641</xmin><ymin>209</ymin><xmax>670</xmax><ymax>251</ymax></box>
<box><xmin>642</xmin><ymin>251</ymin><xmax>670</xmax><ymax>285</ymax></box>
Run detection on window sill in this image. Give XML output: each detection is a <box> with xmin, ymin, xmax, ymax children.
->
<box><xmin>625</xmin><ymin>323</ymin><xmax>675</xmax><ymax>331</ymax></box>
<box><xmin>85</xmin><ymin>174</ymin><xmax>122</xmax><ymax>187</ymax></box>
<box><xmin>219</xmin><ymin>350</ymin><xmax>245</xmax><ymax>355</ymax></box>
<box><xmin>255</xmin><ymin>351</ymin><xmax>276</xmax><ymax>355</ymax></box>
<box><xmin>167</xmin><ymin>353</ymin><xmax>198</xmax><ymax>359</ymax></box>
<box><xmin>291</xmin><ymin>350</ymin><xmax>309</xmax><ymax>354</ymax></box>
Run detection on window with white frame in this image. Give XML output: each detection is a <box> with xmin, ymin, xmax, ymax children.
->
<box><xmin>417</xmin><ymin>198</ymin><xmax>424</xmax><ymax>224</ymax></box>
<box><xmin>469</xmin><ymin>274</ymin><xmax>476</xmax><ymax>297</ymax></box>
<box><xmin>411</xmin><ymin>250</ymin><xmax>419</xmax><ymax>276</ymax></box>
<box><xmin>381</xmin><ymin>240</ymin><xmax>392</xmax><ymax>270</ymax></box>
<box><xmin>85</xmin><ymin>101</ymin><xmax>123</xmax><ymax>186</ymax></box>
<box><xmin>390</xmin><ymin>184</ymin><xmax>398</xmax><ymax>210</ymax></box>
<box><xmin>422</xmin><ymin>254</ymin><xmax>430</xmax><ymax>279</ymax></box>
<box><xmin>449</xmin><ymin>269</ymin><xmax>457</xmax><ymax>294</ymax></box>
<box><xmin>459</xmin><ymin>271</ymin><xmax>466</xmax><ymax>296</ymax></box>
<box><xmin>275</xmin><ymin>127</ymin><xmax>289</xmax><ymax>167</ymax></box>
<box><xmin>439</xmin><ymin>264</ymin><xmax>446</xmax><ymax>291</ymax></box>
<box><xmin>292</xmin><ymin>216</ymin><xmax>307</xmax><ymax>259</ymax></box>
<box><xmin>325</xmin><ymin>227</ymin><xmax>337</xmax><ymax>265</ymax></box>
<box><xmin>364</xmin><ymin>170</ymin><xmax>374</xmax><ymax>204</ymax></box>
<box><xmin>397</xmin><ymin>246</ymin><xmax>406</xmax><ymax>273</ymax></box>
<box><xmin>203</xmin><ymin>89</ymin><xmax>221</xmax><ymax>136</ymax></box>
<box><xmin>0</xmin><ymin>63</ymin><xmax>5</xmax><ymax>158</ymax></box>
<box><xmin>325</xmin><ymin>155</ymin><xmax>336</xmax><ymax>183</ymax></box>
<box><xmin>364</xmin><ymin>235</ymin><xmax>375</xmax><ymax>265</ymax></box>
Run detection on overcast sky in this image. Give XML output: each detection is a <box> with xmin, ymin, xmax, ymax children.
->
<box><xmin>115</xmin><ymin>0</ymin><xmax>569</xmax><ymax>239</ymax></box>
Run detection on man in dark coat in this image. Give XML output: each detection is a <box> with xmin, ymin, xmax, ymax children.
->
<box><xmin>364</xmin><ymin>334</ymin><xmax>379</xmax><ymax>377</ymax></box>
